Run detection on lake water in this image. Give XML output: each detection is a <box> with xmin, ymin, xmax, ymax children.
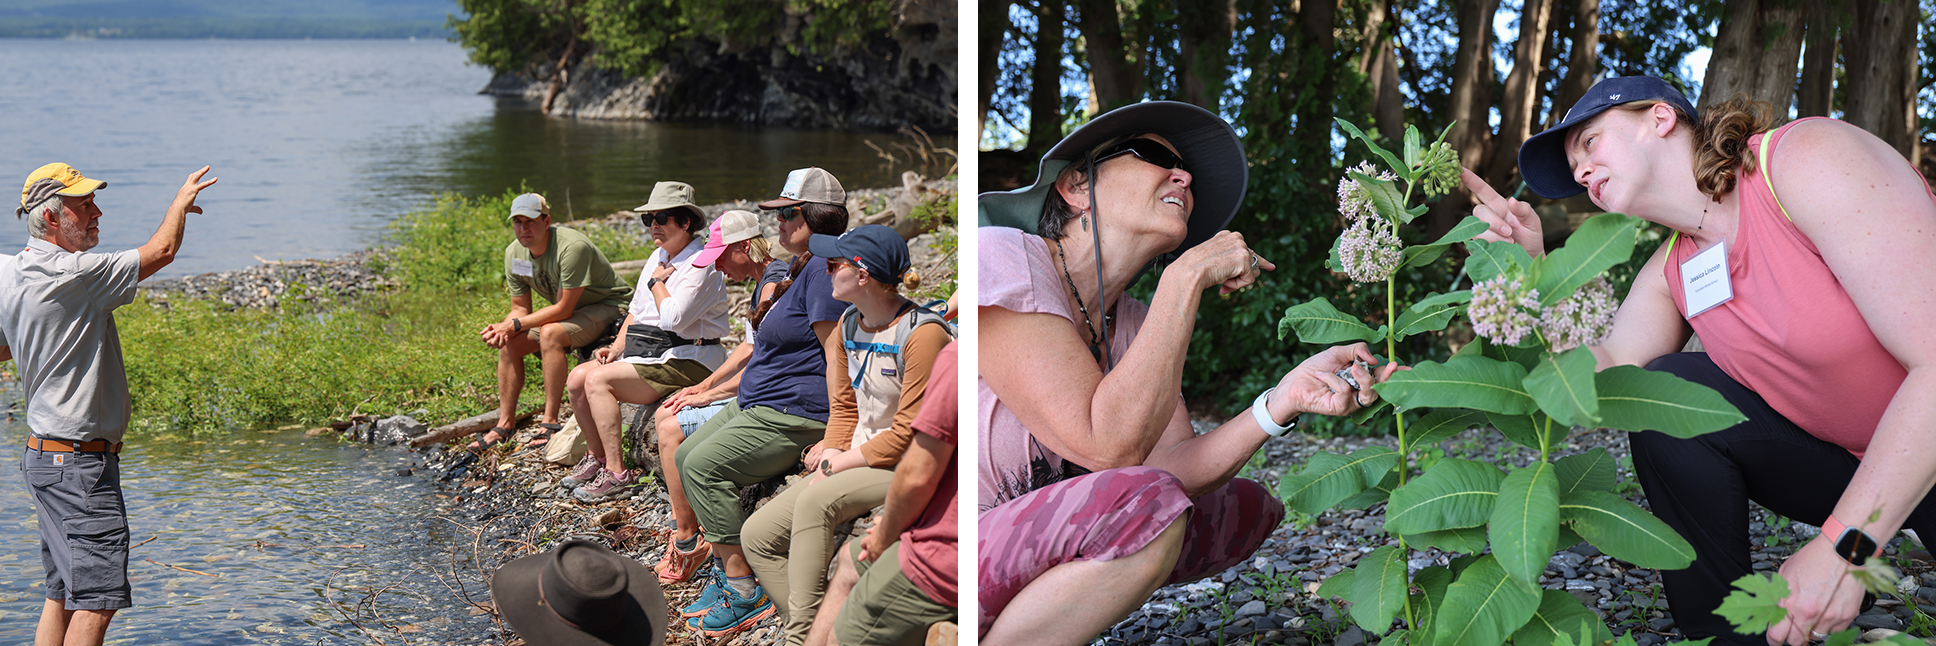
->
<box><xmin>0</xmin><ymin>38</ymin><xmax>946</xmax><ymax>279</ymax></box>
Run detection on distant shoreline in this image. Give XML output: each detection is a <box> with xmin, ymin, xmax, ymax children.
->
<box><xmin>0</xmin><ymin>19</ymin><xmax>451</xmax><ymax>40</ymax></box>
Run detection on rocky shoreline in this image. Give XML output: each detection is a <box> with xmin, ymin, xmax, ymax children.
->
<box><xmin>1098</xmin><ymin>422</ymin><xmax>1936</xmax><ymax>646</ymax></box>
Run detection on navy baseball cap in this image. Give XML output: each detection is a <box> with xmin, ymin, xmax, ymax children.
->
<box><xmin>1518</xmin><ymin>76</ymin><xmax>1699</xmax><ymax>199</ymax></box>
<box><xmin>809</xmin><ymin>225</ymin><xmax>911</xmax><ymax>284</ymax></box>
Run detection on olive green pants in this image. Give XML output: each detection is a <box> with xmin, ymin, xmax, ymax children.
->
<box><xmin>836</xmin><ymin>540</ymin><xmax>956</xmax><ymax>646</ymax></box>
<box><xmin>672</xmin><ymin>398</ymin><xmax>825</xmax><ymax>545</ymax></box>
<box><xmin>744</xmin><ymin>466</ymin><xmax>894</xmax><ymax>645</ymax></box>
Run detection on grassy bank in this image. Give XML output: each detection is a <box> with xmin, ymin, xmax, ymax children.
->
<box><xmin>118</xmin><ymin>187</ymin><xmax>957</xmax><ymax>435</ymax></box>
<box><xmin>121</xmin><ymin>190</ymin><xmax>657</xmax><ymax>435</ymax></box>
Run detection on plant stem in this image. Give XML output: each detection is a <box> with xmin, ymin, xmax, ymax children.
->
<box><xmin>1540</xmin><ymin>415</ymin><xmax>1552</xmax><ymax>463</ymax></box>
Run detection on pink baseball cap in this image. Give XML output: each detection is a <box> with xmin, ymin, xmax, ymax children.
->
<box><xmin>693</xmin><ymin>209</ymin><xmax>761</xmax><ymax>267</ymax></box>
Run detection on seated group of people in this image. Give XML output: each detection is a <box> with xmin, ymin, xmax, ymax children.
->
<box><xmin>479</xmin><ymin>167</ymin><xmax>959</xmax><ymax>646</ymax></box>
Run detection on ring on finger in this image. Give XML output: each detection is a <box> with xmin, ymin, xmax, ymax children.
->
<box><xmin>1249</xmin><ymin>254</ymin><xmax>1261</xmax><ymax>272</ymax></box>
<box><xmin>1811</xmin><ymin>631</ymin><xmax>1828</xmax><ymax>640</ymax></box>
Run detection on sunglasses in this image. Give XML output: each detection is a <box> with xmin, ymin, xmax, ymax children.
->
<box><xmin>1094</xmin><ymin>138</ymin><xmax>1187</xmax><ymax>172</ymax></box>
<box><xmin>826</xmin><ymin>257</ymin><xmax>860</xmax><ymax>275</ymax></box>
<box><xmin>775</xmin><ymin>205</ymin><xmax>806</xmax><ymax>222</ymax></box>
<box><xmin>641</xmin><ymin>213</ymin><xmax>679</xmax><ymax>226</ymax></box>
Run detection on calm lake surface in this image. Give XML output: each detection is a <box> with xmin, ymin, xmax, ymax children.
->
<box><xmin>0</xmin><ymin>38</ymin><xmax>944</xmax><ymax>279</ymax></box>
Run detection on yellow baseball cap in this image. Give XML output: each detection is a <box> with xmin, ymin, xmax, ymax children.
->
<box><xmin>18</xmin><ymin>163</ymin><xmax>106</xmax><ymax>215</ymax></box>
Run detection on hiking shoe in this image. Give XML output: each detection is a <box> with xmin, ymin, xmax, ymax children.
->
<box><xmin>572</xmin><ymin>469</ymin><xmax>637</xmax><ymax>503</ymax></box>
<box><xmin>680</xmin><ymin>563</ymin><xmax>728</xmax><ymax>618</ymax></box>
<box><xmin>654</xmin><ymin>535</ymin><xmax>713</xmax><ymax>583</ymax></box>
<box><xmin>558</xmin><ymin>453</ymin><xmax>604</xmax><ymax>490</ymax></box>
<box><xmin>698</xmin><ymin>582</ymin><xmax>776</xmax><ymax>637</ymax></box>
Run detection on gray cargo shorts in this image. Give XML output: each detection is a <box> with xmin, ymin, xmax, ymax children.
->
<box><xmin>21</xmin><ymin>447</ymin><xmax>132</xmax><ymax>610</ymax></box>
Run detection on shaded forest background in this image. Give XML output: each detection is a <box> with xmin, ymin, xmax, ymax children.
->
<box><xmin>978</xmin><ymin>0</ymin><xmax>1936</xmax><ymax>425</ymax></box>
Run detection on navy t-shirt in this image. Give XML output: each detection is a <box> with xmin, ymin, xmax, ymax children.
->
<box><xmin>738</xmin><ymin>259</ymin><xmax>847</xmax><ymax>420</ymax></box>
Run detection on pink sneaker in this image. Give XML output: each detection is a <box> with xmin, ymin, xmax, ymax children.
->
<box><xmin>558</xmin><ymin>453</ymin><xmax>603</xmax><ymax>490</ymax></box>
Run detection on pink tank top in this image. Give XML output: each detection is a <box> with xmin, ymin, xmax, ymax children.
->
<box><xmin>1662</xmin><ymin>118</ymin><xmax>1928</xmax><ymax>457</ymax></box>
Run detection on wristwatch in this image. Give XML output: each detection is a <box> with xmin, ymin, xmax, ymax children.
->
<box><xmin>648</xmin><ymin>277</ymin><xmax>664</xmax><ymax>289</ymax></box>
<box><xmin>1251</xmin><ymin>388</ymin><xmax>1297</xmax><ymax>437</ymax></box>
<box><xmin>820</xmin><ymin>460</ymin><xmax>834</xmax><ymax>476</ymax></box>
<box><xmin>1822</xmin><ymin>515</ymin><xmax>1882</xmax><ymax>566</ymax></box>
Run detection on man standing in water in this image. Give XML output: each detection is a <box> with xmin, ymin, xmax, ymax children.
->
<box><xmin>1</xmin><ymin>163</ymin><xmax>217</xmax><ymax>646</ymax></box>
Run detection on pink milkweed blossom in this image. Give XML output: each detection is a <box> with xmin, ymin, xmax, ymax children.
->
<box><xmin>1468</xmin><ymin>275</ymin><xmax>1542</xmax><ymax>346</ymax></box>
<box><xmin>1539</xmin><ymin>276</ymin><xmax>1618</xmax><ymax>352</ymax></box>
<box><xmin>1339</xmin><ymin>217</ymin><xmax>1403</xmax><ymax>283</ymax></box>
<box><xmin>1338</xmin><ymin>161</ymin><xmax>1398</xmax><ymax>223</ymax></box>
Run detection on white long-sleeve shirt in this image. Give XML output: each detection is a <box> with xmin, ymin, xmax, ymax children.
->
<box><xmin>622</xmin><ymin>241</ymin><xmax>730</xmax><ymax>370</ymax></box>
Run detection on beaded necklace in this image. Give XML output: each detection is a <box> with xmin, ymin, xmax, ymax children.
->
<box><xmin>1052</xmin><ymin>236</ymin><xmax>1106</xmax><ymax>362</ymax></box>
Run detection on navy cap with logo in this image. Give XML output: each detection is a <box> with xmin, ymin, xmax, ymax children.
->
<box><xmin>1518</xmin><ymin>76</ymin><xmax>1699</xmax><ymax>199</ymax></box>
<box><xmin>808</xmin><ymin>225</ymin><xmax>910</xmax><ymax>285</ymax></box>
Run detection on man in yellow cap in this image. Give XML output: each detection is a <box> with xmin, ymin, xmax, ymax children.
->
<box><xmin>1</xmin><ymin>162</ymin><xmax>216</xmax><ymax>646</ymax></box>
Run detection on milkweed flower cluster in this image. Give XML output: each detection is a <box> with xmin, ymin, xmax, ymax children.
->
<box><xmin>1539</xmin><ymin>276</ymin><xmax>1617</xmax><ymax>352</ymax></box>
<box><xmin>1468</xmin><ymin>275</ymin><xmax>1542</xmax><ymax>346</ymax></box>
<box><xmin>1418</xmin><ymin>142</ymin><xmax>1463</xmax><ymax>197</ymax></box>
<box><xmin>1339</xmin><ymin>217</ymin><xmax>1403</xmax><ymax>283</ymax></box>
<box><xmin>1338</xmin><ymin>161</ymin><xmax>1398</xmax><ymax>223</ymax></box>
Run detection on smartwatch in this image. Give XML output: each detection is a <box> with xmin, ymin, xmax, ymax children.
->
<box><xmin>1251</xmin><ymin>388</ymin><xmax>1297</xmax><ymax>437</ymax></box>
<box><xmin>1822</xmin><ymin>515</ymin><xmax>1882</xmax><ymax>566</ymax></box>
<box><xmin>648</xmin><ymin>277</ymin><xmax>665</xmax><ymax>289</ymax></box>
<box><xmin>820</xmin><ymin>460</ymin><xmax>834</xmax><ymax>477</ymax></box>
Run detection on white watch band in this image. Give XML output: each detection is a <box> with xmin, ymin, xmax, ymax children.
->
<box><xmin>1252</xmin><ymin>388</ymin><xmax>1295</xmax><ymax>437</ymax></box>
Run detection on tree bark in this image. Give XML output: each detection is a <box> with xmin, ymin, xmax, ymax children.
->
<box><xmin>979</xmin><ymin>0</ymin><xmax>1013</xmax><ymax>143</ymax></box>
<box><xmin>1298</xmin><ymin>0</ymin><xmax>1339</xmax><ymax>177</ymax></box>
<box><xmin>1178</xmin><ymin>0</ymin><xmax>1238</xmax><ymax>111</ymax></box>
<box><xmin>1075</xmin><ymin>0</ymin><xmax>1142</xmax><ymax>111</ymax></box>
<box><xmin>1361</xmin><ymin>0</ymin><xmax>1407</xmax><ymax>144</ymax></box>
<box><xmin>1433</xmin><ymin>0</ymin><xmax>1499</xmax><ymax>234</ymax></box>
<box><xmin>1027</xmin><ymin>0</ymin><xmax>1067</xmax><ymax>155</ymax></box>
<box><xmin>1795</xmin><ymin>0</ymin><xmax>1836</xmax><ymax>119</ymax></box>
<box><xmin>1699</xmin><ymin>0</ymin><xmax>1805</xmax><ymax>112</ymax></box>
<box><xmin>1842</xmin><ymin>0</ymin><xmax>1918</xmax><ymax>162</ymax></box>
<box><xmin>1549</xmin><ymin>0</ymin><xmax>1600</xmax><ymax>130</ymax></box>
<box><xmin>1485</xmin><ymin>0</ymin><xmax>1555</xmax><ymax>186</ymax></box>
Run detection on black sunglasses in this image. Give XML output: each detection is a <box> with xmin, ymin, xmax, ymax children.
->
<box><xmin>1093</xmin><ymin>138</ymin><xmax>1187</xmax><ymax>172</ymax></box>
<box><xmin>774</xmin><ymin>205</ymin><xmax>806</xmax><ymax>222</ymax></box>
<box><xmin>641</xmin><ymin>213</ymin><xmax>677</xmax><ymax>226</ymax></box>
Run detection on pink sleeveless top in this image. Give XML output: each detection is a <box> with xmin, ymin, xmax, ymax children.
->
<box><xmin>1662</xmin><ymin>118</ymin><xmax>1929</xmax><ymax>457</ymax></box>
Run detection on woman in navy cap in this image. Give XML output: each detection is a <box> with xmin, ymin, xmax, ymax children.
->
<box><xmin>977</xmin><ymin>101</ymin><xmax>1400</xmax><ymax>644</ymax></box>
<box><xmin>1469</xmin><ymin>76</ymin><xmax>1936</xmax><ymax>645</ymax></box>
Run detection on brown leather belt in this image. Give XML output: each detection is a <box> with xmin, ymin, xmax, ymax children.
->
<box><xmin>28</xmin><ymin>437</ymin><xmax>123</xmax><ymax>454</ymax></box>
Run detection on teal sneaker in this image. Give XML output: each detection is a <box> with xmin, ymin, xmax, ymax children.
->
<box><xmin>698</xmin><ymin>582</ymin><xmax>776</xmax><ymax>637</ymax></box>
<box><xmin>679</xmin><ymin>562</ymin><xmax>727</xmax><ymax>619</ymax></box>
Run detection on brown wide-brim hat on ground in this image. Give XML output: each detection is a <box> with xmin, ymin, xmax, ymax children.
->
<box><xmin>977</xmin><ymin>100</ymin><xmax>1247</xmax><ymax>256</ymax></box>
<box><xmin>490</xmin><ymin>539</ymin><xmax>667</xmax><ymax>646</ymax></box>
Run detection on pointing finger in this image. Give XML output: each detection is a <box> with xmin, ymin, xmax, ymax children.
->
<box><xmin>1461</xmin><ymin>167</ymin><xmax>1508</xmax><ymax>209</ymax></box>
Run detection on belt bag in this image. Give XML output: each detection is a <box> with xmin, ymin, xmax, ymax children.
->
<box><xmin>621</xmin><ymin>325</ymin><xmax>719</xmax><ymax>359</ymax></box>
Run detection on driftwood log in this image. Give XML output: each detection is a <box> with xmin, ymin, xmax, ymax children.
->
<box><xmin>407</xmin><ymin>406</ymin><xmax>540</xmax><ymax>448</ymax></box>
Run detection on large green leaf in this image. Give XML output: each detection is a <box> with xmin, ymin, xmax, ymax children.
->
<box><xmin>1337</xmin><ymin>118</ymin><xmax>1407</xmax><ymax>182</ymax></box>
<box><xmin>1525</xmin><ymin>347</ymin><xmax>1601</xmax><ymax>429</ymax></box>
<box><xmin>1349</xmin><ymin>545</ymin><xmax>1410</xmax><ymax>632</ymax></box>
<box><xmin>1338</xmin><ymin>468</ymin><xmax>1400</xmax><ymax>511</ymax></box>
<box><xmin>1408</xmin><ymin>527</ymin><xmax>1491</xmax><ymax>554</ymax></box>
<box><xmin>1278</xmin><ymin>297</ymin><xmax>1387</xmax><ymax>345</ymax></box>
<box><xmin>1411</xmin><ymin>566</ymin><xmax>1455</xmax><ymax>646</ymax></box>
<box><xmin>1464</xmin><ymin>239</ymin><xmax>1535</xmax><ymax>283</ymax></box>
<box><xmin>1403</xmin><ymin>124</ymin><xmax>1423</xmax><ymax>171</ymax></box>
<box><xmin>1350</xmin><ymin>397</ymin><xmax>1392</xmax><ymax>424</ymax></box>
<box><xmin>1490</xmin><ymin>463</ymin><xmax>1561</xmax><ymax>588</ymax></box>
<box><xmin>1385</xmin><ymin>458</ymin><xmax>1505</xmax><ymax>535</ymax></box>
<box><xmin>1405</xmin><ymin>408</ymin><xmax>1490</xmax><ymax>452</ymax></box>
<box><xmin>1402</xmin><ymin>216</ymin><xmax>1493</xmax><ymax>270</ymax></box>
<box><xmin>1553</xmin><ymin>448</ymin><xmax>1617</xmax><ymax>497</ymax></box>
<box><xmin>1433</xmin><ymin>555</ymin><xmax>1543</xmax><ymax>646</ymax></box>
<box><xmin>1317</xmin><ymin>564</ymin><xmax>1357</xmax><ymax>600</ymax></box>
<box><xmin>1513</xmin><ymin>590</ymin><xmax>1614</xmax><ymax>646</ymax></box>
<box><xmin>1278</xmin><ymin>447</ymin><xmax>1401</xmax><ymax>514</ymax></box>
<box><xmin>1485</xmin><ymin>411</ymin><xmax>1549</xmax><ymax>451</ymax></box>
<box><xmin>1595</xmin><ymin>365</ymin><xmax>1746</xmax><ymax>437</ymax></box>
<box><xmin>1379</xmin><ymin>356</ymin><xmax>1535</xmax><ymax>415</ymax></box>
<box><xmin>1536</xmin><ymin>213</ymin><xmax>1640</xmax><ymax>307</ymax></box>
<box><xmin>1393</xmin><ymin>290</ymin><xmax>1474</xmax><ymax>339</ymax></box>
<box><xmin>1482</xmin><ymin>337</ymin><xmax>1543</xmax><ymax>371</ymax></box>
<box><xmin>1715</xmin><ymin>572</ymin><xmax>1788</xmax><ymax>634</ymax></box>
<box><xmin>1561</xmin><ymin>490</ymin><xmax>1697</xmax><ymax>569</ymax></box>
<box><xmin>1352</xmin><ymin>170</ymin><xmax>1410</xmax><ymax>224</ymax></box>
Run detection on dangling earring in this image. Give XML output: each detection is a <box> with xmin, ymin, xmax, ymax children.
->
<box><xmin>1081</xmin><ymin>212</ymin><xmax>1090</xmax><ymax>232</ymax></box>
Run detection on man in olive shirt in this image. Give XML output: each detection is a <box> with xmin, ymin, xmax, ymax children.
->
<box><xmin>2</xmin><ymin>162</ymin><xmax>217</xmax><ymax>646</ymax></box>
<box><xmin>475</xmin><ymin>193</ymin><xmax>633</xmax><ymax>450</ymax></box>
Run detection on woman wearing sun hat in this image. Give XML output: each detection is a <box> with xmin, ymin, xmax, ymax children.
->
<box><xmin>1467</xmin><ymin>76</ymin><xmax>1936</xmax><ymax>645</ymax></box>
<box><xmin>976</xmin><ymin>100</ymin><xmax>1401</xmax><ymax>644</ymax></box>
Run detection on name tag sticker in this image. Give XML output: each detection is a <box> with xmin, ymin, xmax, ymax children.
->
<box><xmin>1679</xmin><ymin>240</ymin><xmax>1734</xmax><ymax>318</ymax></box>
<box><xmin>511</xmin><ymin>259</ymin><xmax>534</xmax><ymax>277</ymax></box>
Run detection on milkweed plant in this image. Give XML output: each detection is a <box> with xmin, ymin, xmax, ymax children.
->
<box><xmin>1272</xmin><ymin>119</ymin><xmax>1762</xmax><ymax>646</ymax></box>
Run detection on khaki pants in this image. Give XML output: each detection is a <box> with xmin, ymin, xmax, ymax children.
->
<box><xmin>744</xmin><ymin>467</ymin><xmax>894</xmax><ymax>645</ymax></box>
<box><xmin>836</xmin><ymin>540</ymin><xmax>956</xmax><ymax>646</ymax></box>
<box><xmin>672</xmin><ymin>398</ymin><xmax>825</xmax><ymax>545</ymax></box>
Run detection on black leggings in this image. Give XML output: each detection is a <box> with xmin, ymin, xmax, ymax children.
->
<box><xmin>1630</xmin><ymin>353</ymin><xmax>1936</xmax><ymax>644</ymax></box>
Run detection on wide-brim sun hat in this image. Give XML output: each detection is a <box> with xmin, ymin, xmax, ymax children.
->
<box><xmin>978</xmin><ymin>100</ymin><xmax>1248</xmax><ymax>255</ymax></box>
<box><xmin>636</xmin><ymin>181</ymin><xmax>708</xmax><ymax>227</ymax></box>
<box><xmin>1518</xmin><ymin>75</ymin><xmax>1699</xmax><ymax>199</ymax></box>
<box><xmin>489</xmin><ymin>539</ymin><xmax>668</xmax><ymax>646</ymax></box>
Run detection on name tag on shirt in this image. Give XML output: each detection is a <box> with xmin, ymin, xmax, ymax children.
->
<box><xmin>511</xmin><ymin>259</ymin><xmax>534</xmax><ymax>277</ymax></box>
<box><xmin>1679</xmin><ymin>239</ymin><xmax>1733</xmax><ymax>318</ymax></box>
